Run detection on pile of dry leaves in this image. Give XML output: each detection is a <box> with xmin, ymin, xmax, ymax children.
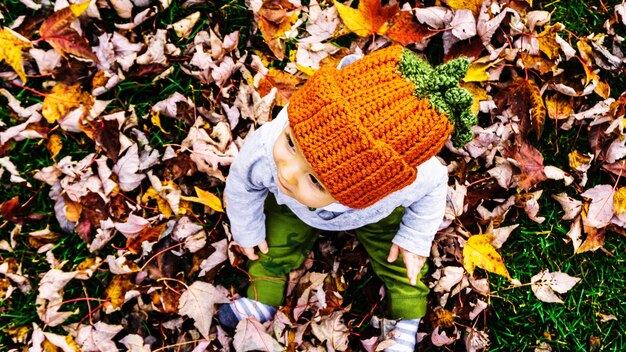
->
<box><xmin>0</xmin><ymin>0</ymin><xmax>625</xmax><ymax>350</ymax></box>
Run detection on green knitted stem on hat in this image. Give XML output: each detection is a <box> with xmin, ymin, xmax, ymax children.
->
<box><xmin>398</xmin><ymin>49</ymin><xmax>478</xmax><ymax>148</ymax></box>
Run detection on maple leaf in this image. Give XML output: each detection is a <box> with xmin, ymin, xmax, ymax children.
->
<box><xmin>257</xmin><ymin>67</ymin><xmax>303</xmax><ymax>106</ymax></box>
<box><xmin>495</xmin><ymin>77</ymin><xmax>546</xmax><ymax>140</ymax></box>
<box><xmin>386</xmin><ymin>11</ymin><xmax>438</xmax><ymax>46</ymax></box>
<box><xmin>333</xmin><ymin>0</ymin><xmax>399</xmax><ymax>37</ymax></box>
<box><xmin>256</xmin><ymin>0</ymin><xmax>298</xmax><ymax>59</ymax></box>
<box><xmin>0</xmin><ymin>27</ymin><xmax>31</xmax><ymax>82</ymax></box>
<box><xmin>233</xmin><ymin>317</ymin><xmax>283</xmax><ymax>351</ymax></box>
<box><xmin>581</xmin><ymin>184</ymin><xmax>615</xmax><ymax>228</ymax></box>
<box><xmin>178</xmin><ymin>281</ymin><xmax>230</xmax><ymax>339</ymax></box>
<box><xmin>126</xmin><ymin>222</ymin><xmax>168</xmax><ymax>255</ymax></box>
<box><xmin>41</xmin><ymin>83</ymin><xmax>94</xmax><ymax>124</ymax></box>
<box><xmin>530</xmin><ymin>270</ymin><xmax>580</xmax><ymax>303</ymax></box>
<box><xmin>505</xmin><ymin>142</ymin><xmax>547</xmax><ymax>191</ymax></box>
<box><xmin>446</xmin><ymin>0</ymin><xmax>484</xmax><ymax>15</ymax></box>
<box><xmin>311</xmin><ymin>311</ymin><xmax>350</xmax><ymax>351</ymax></box>
<box><xmin>76</xmin><ymin>322</ymin><xmax>123</xmax><ymax>352</ymax></box>
<box><xmin>545</xmin><ymin>93</ymin><xmax>574</xmax><ymax>120</ymax></box>
<box><xmin>462</xmin><ymin>234</ymin><xmax>511</xmax><ymax>280</ymax></box>
<box><xmin>39</xmin><ymin>1</ymin><xmax>99</xmax><ymax>62</ymax></box>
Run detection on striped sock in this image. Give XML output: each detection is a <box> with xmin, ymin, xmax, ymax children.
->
<box><xmin>384</xmin><ymin>318</ymin><xmax>421</xmax><ymax>352</ymax></box>
<box><xmin>217</xmin><ymin>297</ymin><xmax>277</xmax><ymax>329</ymax></box>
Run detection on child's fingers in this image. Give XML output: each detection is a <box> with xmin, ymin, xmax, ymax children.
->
<box><xmin>258</xmin><ymin>241</ymin><xmax>269</xmax><ymax>254</ymax></box>
<box><xmin>387</xmin><ymin>244</ymin><xmax>400</xmax><ymax>263</ymax></box>
<box><xmin>242</xmin><ymin>246</ymin><xmax>259</xmax><ymax>260</ymax></box>
<box><xmin>404</xmin><ymin>255</ymin><xmax>417</xmax><ymax>286</ymax></box>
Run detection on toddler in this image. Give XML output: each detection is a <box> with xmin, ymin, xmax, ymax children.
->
<box><xmin>219</xmin><ymin>45</ymin><xmax>476</xmax><ymax>351</ymax></box>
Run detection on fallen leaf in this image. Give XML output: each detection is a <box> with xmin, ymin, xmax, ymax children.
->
<box><xmin>537</xmin><ymin>23</ymin><xmax>564</xmax><ymax>59</ymax></box>
<box><xmin>464</xmin><ymin>327</ymin><xmax>490</xmax><ymax>352</ymax></box>
<box><xmin>581</xmin><ymin>184</ymin><xmax>615</xmax><ymax>228</ymax></box>
<box><xmin>545</xmin><ymin>93</ymin><xmax>574</xmax><ymax>120</ymax></box>
<box><xmin>76</xmin><ymin>322</ymin><xmax>123</xmax><ymax>352</ymax></box>
<box><xmin>233</xmin><ymin>317</ymin><xmax>283</xmax><ymax>352</ymax></box>
<box><xmin>42</xmin><ymin>83</ymin><xmax>94</xmax><ymax>124</ymax></box>
<box><xmin>551</xmin><ymin>193</ymin><xmax>582</xmax><ymax>220</ymax></box>
<box><xmin>386</xmin><ymin>11</ymin><xmax>438</xmax><ymax>46</ymax></box>
<box><xmin>505</xmin><ymin>142</ymin><xmax>547</xmax><ymax>191</ymax></box>
<box><xmin>450</xmin><ymin>9</ymin><xmax>476</xmax><ymax>41</ymax></box>
<box><xmin>178</xmin><ymin>281</ymin><xmax>230</xmax><ymax>339</ymax></box>
<box><xmin>531</xmin><ymin>270</ymin><xmax>580</xmax><ymax>303</ymax></box>
<box><xmin>0</xmin><ymin>27</ymin><xmax>31</xmax><ymax>82</ymax></box>
<box><xmin>311</xmin><ymin>311</ymin><xmax>350</xmax><ymax>351</ymax></box>
<box><xmin>446</xmin><ymin>0</ymin><xmax>484</xmax><ymax>15</ymax></box>
<box><xmin>39</xmin><ymin>1</ymin><xmax>99</xmax><ymax>62</ymax></box>
<box><xmin>463</xmin><ymin>234</ymin><xmax>511</xmax><ymax>279</ymax></box>
<box><xmin>257</xmin><ymin>67</ymin><xmax>303</xmax><ymax>106</ymax></box>
<box><xmin>577</xmin><ymin>224</ymin><xmax>606</xmax><ymax>253</ymax></box>
<box><xmin>495</xmin><ymin>77</ymin><xmax>546</xmax><ymax>140</ymax></box>
<box><xmin>126</xmin><ymin>222</ymin><xmax>168</xmax><ymax>255</ymax></box>
<box><xmin>333</xmin><ymin>0</ymin><xmax>399</xmax><ymax>37</ymax></box>
<box><xmin>180</xmin><ymin>186</ymin><xmax>224</xmax><ymax>212</ymax></box>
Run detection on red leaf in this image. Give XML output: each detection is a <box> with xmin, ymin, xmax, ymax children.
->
<box><xmin>386</xmin><ymin>11</ymin><xmax>438</xmax><ymax>46</ymax></box>
<box><xmin>505</xmin><ymin>142</ymin><xmax>547</xmax><ymax>191</ymax></box>
<box><xmin>39</xmin><ymin>4</ymin><xmax>99</xmax><ymax>62</ymax></box>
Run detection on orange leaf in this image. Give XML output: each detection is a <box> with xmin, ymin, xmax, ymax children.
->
<box><xmin>386</xmin><ymin>11</ymin><xmax>438</xmax><ymax>46</ymax></box>
<box><xmin>126</xmin><ymin>222</ymin><xmax>168</xmax><ymax>255</ymax></box>
<box><xmin>39</xmin><ymin>1</ymin><xmax>99</xmax><ymax>62</ymax></box>
<box><xmin>42</xmin><ymin>83</ymin><xmax>94</xmax><ymax>124</ymax></box>
<box><xmin>537</xmin><ymin>23</ymin><xmax>564</xmax><ymax>60</ymax></box>
<box><xmin>545</xmin><ymin>93</ymin><xmax>573</xmax><ymax>120</ymax></box>
<box><xmin>334</xmin><ymin>0</ymin><xmax>399</xmax><ymax>37</ymax></box>
<box><xmin>47</xmin><ymin>133</ymin><xmax>63</xmax><ymax>159</ymax></box>
<box><xmin>258</xmin><ymin>67</ymin><xmax>303</xmax><ymax>106</ymax></box>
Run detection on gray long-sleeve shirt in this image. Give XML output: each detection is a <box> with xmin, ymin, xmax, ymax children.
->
<box><xmin>224</xmin><ymin>106</ymin><xmax>448</xmax><ymax>257</ymax></box>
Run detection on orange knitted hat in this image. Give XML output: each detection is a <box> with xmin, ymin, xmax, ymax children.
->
<box><xmin>288</xmin><ymin>45</ymin><xmax>476</xmax><ymax>209</ymax></box>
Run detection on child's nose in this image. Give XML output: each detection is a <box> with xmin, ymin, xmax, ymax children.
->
<box><xmin>281</xmin><ymin>158</ymin><xmax>305</xmax><ymax>185</ymax></box>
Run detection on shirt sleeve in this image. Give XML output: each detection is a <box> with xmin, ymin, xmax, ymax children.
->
<box><xmin>392</xmin><ymin>166</ymin><xmax>448</xmax><ymax>257</ymax></box>
<box><xmin>224</xmin><ymin>130</ymin><xmax>272</xmax><ymax>248</ymax></box>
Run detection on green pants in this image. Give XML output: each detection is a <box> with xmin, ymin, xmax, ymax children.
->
<box><xmin>246</xmin><ymin>196</ymin><xmax>430</xmax><ymax>319</ymax></box>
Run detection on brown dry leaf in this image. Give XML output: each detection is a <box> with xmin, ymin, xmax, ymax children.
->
<box><xmin>545</xmin><ymin>93</ymin><xmax>574</xmax><ymax>120</ymax></box>
<box><xmin>430</xmin><ymin>307</ymin><xmax>456</xmax><ymax>329</ymax></box>
<box><xmin>333</xmin><ymin>0</ymin><xmax>399</xmax><ymax>37</ymax></box>
<box><xmin>506</xmin><ymin>143</ymin><xmax>547</xmax><ymax>191</ymax></box>
<box><xmin>0</xmin><ymin>27</ymin><xmax>31</xmax><ymax>82</ymax></box>
<box><xmin>39</xmin><ymin>1</ymin><xmax>99</xmax><ymax>62</ymax></box>
<box><xmin>463</xmin><ymin>234</ymin><xmax>511</xmax><ymax>279</ymax></box>
<box><xmin>257</xmin><ymin>67</ymin><xmax>303</xmax><ymax>106</ymax></box>
<box><xmin>520</xmin><ymin>52</ymin><xmax>557</xmax><ymax>75</ymax></box>
<box><xmin>531</xmin><ymin>270</ymin><xmax>580</xmax><ymax>303</ymax></box>
<box><xmin>310</xmin><ymin>311</ymin><xmax>350</xmax><ymax>351</ymax></box>
<box><xmin>495</xmin><ymin>77</ymin><xmax>546</xmax><ymax>140</ymax></box>
<box><xmin>42</xmin><ymin>83</ymin><xmax>94</xmax><ymax>124</ymax></box>
<box><xmin>125</xmin><ymin>222</ymin><xmax>168</xmax><ymax>255</ymax></box>
<box><xmin>577</xmin><ymin>224</ymin><xmax>606</xmax><ymax>253</ymax></box>
<box><xmin>257</xmin><ymin>0</ymin><xmax>298</xmax><ymax>59</ymax></box>
<box><xmin>386</xmin><ymin>11</ymin><xmax>438</xmax><ymax>46</ymax></box>
<box><xmin>446</xmin><ymin>0</ymin><xmax>484</xmax><ymax>15</ymax></box>
<box><xmin>233</xmin><ymin>317</ymin><xmax>282</xmax><ymax>351</ymax></box>
<box><xmin>178</xmin><ymin>281</ymin><xmax>230</xmax><ymax>339</ymax></box>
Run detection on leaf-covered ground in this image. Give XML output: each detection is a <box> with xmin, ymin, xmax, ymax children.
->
<box><xmin>0</xmin><ymin>0</ymin><xmax>625</xmax><ymax>351</ymax></box>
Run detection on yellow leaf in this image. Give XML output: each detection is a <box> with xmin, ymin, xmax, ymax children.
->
<box><xmin>568</xmin><ymin>150</ymin><xmax>592</xmax><ymax>171</ymax></box>
<box><xmin>69</xmin><ymin>0</ymin><xmax>91</xmax><ymax>16</ymax></box>
<box><xmin>334</xmin><ymin>0</ymin><xmax>398</xmax><ymax>37</ymax></box>
<box><xmin>463</xmin><ymin>61</ymin><xmax>490</xmax><ymax>82</ymax></box>
<box><xmin>614</xmin><ymin>187</ymin><xmax>626</xmax><ymax>215</ymax></box>
<box><xmin>180</xmin><ymin>187</ymin><xmax>224</xmax><ymax>212</ymax></box>
<box><xmin>463</xmin><ymin>234</ymin><xmax>511</xmax><ymax>279</ymax></box>
<box><xmin>445</xmin><ymin>0</ymin><xmax>484</xmax><ymax>15</ymax></box>
<box><xmin>42</xmin><ymin>83</ymin><xmax>94</xmax><ymax>124</ymax></box>
<box><xmin>537</xmin><ymin>23</ymin><xmax>564</xmax><ymax>60</ymax></box>
<box><xmin>104</xmin><ymin>275</ymin><xmax>136</xmax><ymax>311</ymax></box>
<box><xmin>150</xmin><ymin>111</ymin><xmax>169</xmax><ymax>134</ymax></box>
<box><xmin>545</xmin><ymin>93</ymin><xmax>573</xmax><ymax>120</ymax></box>
<box><xmin>141</xmin><ymin>187</ymin><xmax>173</xmax><ymax>218</ymax></box>
<box><xmin>47</xmin><ymin>134</ymin><xmax>63</xmax><ymax>159</ymax></box>
<box><xmin>0</xmin><ymin>28</ymin><xmax>31</xmax><ymax>82</ymax></box>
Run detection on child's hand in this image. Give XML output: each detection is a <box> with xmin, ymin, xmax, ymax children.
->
<box><xmin>239</xmin><ymin>241</ymin><xmax>269</xmax><ymax>260</ymax></box>
<box><xmin>387</xmin><ymin>244</ymin><xmax>426</xmax><ymax>286</ymax></box>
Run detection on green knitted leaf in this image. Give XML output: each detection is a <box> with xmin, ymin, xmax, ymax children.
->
<box><xmin>398</xmin><ymin>49</ymin><xmax>477</xmax><ymax>148</ymax></box>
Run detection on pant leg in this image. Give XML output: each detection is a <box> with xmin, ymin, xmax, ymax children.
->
<box><xmin>246</xmin><ymin>195</ymin><xmax>317</xmax><ymax>307</ymax></box>
<box><xmin>355</xmin><ymin>207</ymin><xmax>430</xmax><ymax>320</ymax></box>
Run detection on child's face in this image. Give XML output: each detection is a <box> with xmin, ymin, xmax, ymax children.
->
<box><xmin>273</xmin><ymin>125</ymin><xmax>337</xmax><ymax>208</ymax></box>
